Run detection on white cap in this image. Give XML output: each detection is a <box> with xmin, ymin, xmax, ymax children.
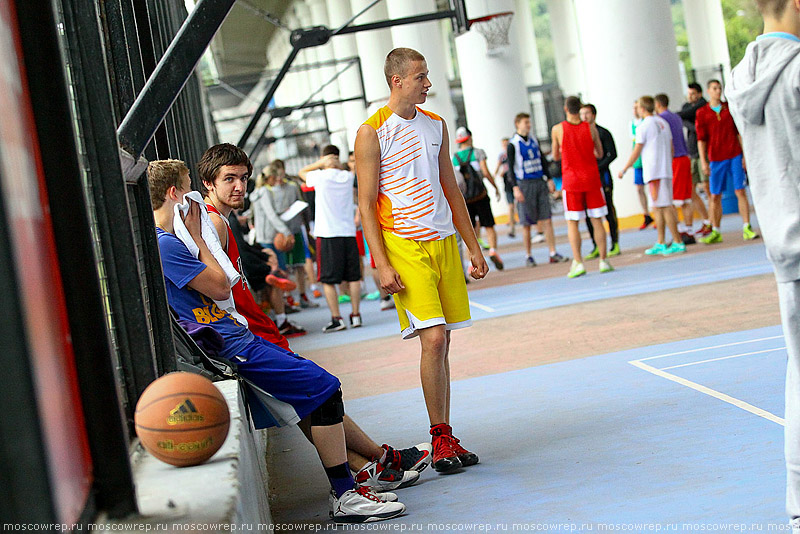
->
<box><xmin>455</xmin><ymin>127</ymin><xmax>471</xmax><ymax>144</ymax></box>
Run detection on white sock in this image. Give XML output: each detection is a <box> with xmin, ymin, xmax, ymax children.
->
<box><xmin>276</xmin><ymin>313</ymin><xmax>287</xmax><ymax>325</ymax></box>
<box><xmin>703</xmin><ymin>219</ymin><xmax>710</xmax><ymax>226</ymax></box>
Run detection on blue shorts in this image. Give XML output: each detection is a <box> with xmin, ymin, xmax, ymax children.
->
<box><xmin>231</xmin><ymin>336</ymin><xmax>341</xmax><ymax>426</ymax></box>
<box><xmin>261</xmin><ymin>243</ymin><xmax>287</xmax><ymax>271</ymax></box>
<box><xmin>709</xmin><ymin>155</ymin><xmax>746</xmax><ymax>195</ymax></box>
<box><xmin>634</xmin><ymin>167</ymin><xmax>644</xmax><ymax>186</ymax></box>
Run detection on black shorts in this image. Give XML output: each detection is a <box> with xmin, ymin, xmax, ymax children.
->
<box><xmin>316</xmin><ymin>236</ymin><xmax>361</xmax><ymax>285</ymax></box>
<box><xmin>467</xmin><ymin>195</ymin><xmax>495</xmax><ymax>228</ymax></box>
<box><xmin>517</xmin><ymin>179</ymin><xmax>551</xmax><ymax>226</ymax></box>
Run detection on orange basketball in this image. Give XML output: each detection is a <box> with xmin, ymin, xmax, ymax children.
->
<box><xmin>273</xmin><ymin>232</ymin><xmax>293</xmax><ymax>252</ymax></box>
<box><xmin>134</xmin><ymin>372</ymin><xmax>230</xmax><ymax>467</ymax></box>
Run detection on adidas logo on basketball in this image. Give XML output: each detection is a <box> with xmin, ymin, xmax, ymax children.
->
<box><xmin>167</xmin><ymin>398</ymin><xmax>205</xmax><ymax>425</ymax></box>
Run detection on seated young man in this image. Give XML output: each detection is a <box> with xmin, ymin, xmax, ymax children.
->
<box><xmin>149</xmin><ymin>159</ymin><xmax>417</xmax><ymax>522</ymax></box>
<box><xmin>195</xmin><ymin>146</ymin><xmax>430</xmax><ymax>487</ymax></box>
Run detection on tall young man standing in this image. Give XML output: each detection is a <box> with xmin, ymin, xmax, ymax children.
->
<box><xmin>677</xmin><ymin>82</ymin><xmax>712</xmax><ymax>235</ymax></box>
<box><xmin>506</xmin><ymin>112</ymin><xmax>567</xmax><ymax>266</ymax></box>
<box><xmin>655</xmin><ymin>93</ymin><xmax>696</xmax><ymax>244</ymax></box>
<box><xmin>299</xmin><ymin>145</ymin><xmax>363</xmax><ymax>333</ymax></box>
<box><xmin>355</xmin><ymin>47</ymin><xmax>488</xmax><ymax>473</ymax></box>
<box><xmin>552</xmin><ymin>96</ymin><xmax>612</xmax><ymax>278</ymax></box>
<box><xmin>727</xmin><ymin>1</ymin><xmax>800</xmax><ymax>528</ymax></box>
<box><xmin>619</xmin><ymin>96</ymin><xmax>685</xmax><ymax>256</ymax></box>
<box><xmin>696</xmin><ymin>79</ymin><xmax>760</xmax><ymax>244</ymax></box>
<box><xmin>579</xmin><ymin>103</ymin><xmax>620</xmax><ymax>258</ymax></box>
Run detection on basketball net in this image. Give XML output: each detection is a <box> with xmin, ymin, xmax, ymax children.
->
<box><xmin>470</xmin><ymin>11</ymin><xmax>514</xmax><ymax>57</ymax></box>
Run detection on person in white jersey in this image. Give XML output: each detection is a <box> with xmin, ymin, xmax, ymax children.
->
<box><xmin>355</xmin><ymin>47</ymin><xmax>488</xmax><ymax>474</ymax></box>
<box><xmin>618</xmin><ymin>96</ymin><xmax>685</xmax><ymax>255</ymax></box>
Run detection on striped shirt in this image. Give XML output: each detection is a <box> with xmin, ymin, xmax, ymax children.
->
<box><xmin>363</xmin><ymin>106</ymin><xmax>455</xmax><ymax>241</ymax></box>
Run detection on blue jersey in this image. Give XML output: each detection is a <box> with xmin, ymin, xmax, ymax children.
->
<box><xmin>157</xmin><ymin>229</ymin><xmax>253</xmax><ymax>358</ymax></box>
<box><xmin>510</xmin><ymin>133</ymin><xmax>544</xmax><ymax>180</ymax></box>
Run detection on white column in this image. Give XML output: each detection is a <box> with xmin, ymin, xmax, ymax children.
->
<box><xmin>308</xmin><ymin>0</ymin><xmax>349</xmax><ymax>156</ymax></box>
<box><xmin>456</xmin><ymin>0</ymin><xmax>529</xmax><ymax>216</ymax></box>
<box><xmin>350</xmin><ymin>0</ymin><xmax>394</xmax><ymax>112</ymax></box>
<box><xmin>513</xmin><ymin>0</ymin><xmax>548</xmax><ymax>140</ymax></box>
<box><xmin>386</xmin><ymin>0</ymin><xmax>457</xmax><ymax>142</ymax></box>
<box><xmin>545</xmin><ymin>0</ymin><xmax>586</xmax><ymax>96</ymax></box>
<box><xmin>682</xmin><ymin>0</ymin><xmax>733</xmax><ymax>91</ymax></box>
<box><xmin>327</xmin><ymin>0</ymin><xmax>368</xmax><ymax>149</ymax></box>
<box><xmin>573</xmin><ymin>0</ymin><xmax>684</xmax><ymax>219</ymax></box>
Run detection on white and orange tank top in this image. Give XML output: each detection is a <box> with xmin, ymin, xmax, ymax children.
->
<box><xmin>363</xmin><ymin>105</ymin><xmax>455</xmax><ymax>241</ymax></box>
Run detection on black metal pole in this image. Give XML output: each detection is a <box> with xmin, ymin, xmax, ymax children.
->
<box><xmin>117</xmin><ymin>0</ymin><xmax>236</xmax><ymax>160</ymax></box>
<box><xmin>335</xmin><ymin>10</ymin><xmax>455</xmax><ymax>35</ymax></box>
<box><xmin>238</xmin><ymin>46</ymin><xmax>301</xmax><ymax>150</ymax></box>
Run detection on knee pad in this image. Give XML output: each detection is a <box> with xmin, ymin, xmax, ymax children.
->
<box><xmin>308</xmin><ymin>389</ymin><xmax>344</xmax><ymax>426</ymax></box>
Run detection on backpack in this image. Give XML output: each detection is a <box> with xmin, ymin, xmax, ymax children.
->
<box><xmin>455</xmin><ymin>148</ymin><xmax>487</xmax><ymax>204</ymax></box>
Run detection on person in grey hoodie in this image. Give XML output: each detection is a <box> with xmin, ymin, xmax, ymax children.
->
<box><xmin>727</xmin><ymin>0</ymin><xmax>800</xmax><ymax>528</ymax></box>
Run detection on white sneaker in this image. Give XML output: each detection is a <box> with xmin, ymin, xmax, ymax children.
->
<box><xmin>329</xmin><ymin>486</ymin><xmax>406</xmax><ymax>523</ymax></box>
<box><xmin>329</xmin><ymin>489</ymin><xmax>397</xmax><ymax>504</ymax></box>
<box><xmin>380</xmin><ymin>297</ymin><xmax>395</xmax><ymax>311</ymax></box>
<box><xmin>532</xmin><ymin>232</ymin><xmax>546</xmax><ymax>244</ymax></box>
<box><xmin>354</xmin><ymin>460</ymin><xmax>420</xmax><ymax>491</ymax></box>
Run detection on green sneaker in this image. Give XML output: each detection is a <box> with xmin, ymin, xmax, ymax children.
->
<box><xmin>743</xmin><ymin>224</ymin><xmax>760</xmax><ymax>241</ymax></box>
<box><xmin>608</xmin><ymin>243</ymin><xmax>621</xmax><ymax>257</ymax></box>
<box><xmin>567</xmin><ymin>261</ymin><xmax>586</xmax><ymax>279</ymax></box>
<box><xmin>663</xmin><ymin>242</ymin><xmax>686</xmax><ymax>255</ymax></box>
<box><xmin>599</xmin><ymin>260</ymin><xmax>614</xmax><ymax>273</ymax></box>
<box><xmin>699</xmin><ymin>230</ymin><xmax>722</xmax><ymax>244</ymax></box>
<box><xmin>584</xmin><ymin>247</ymin><xmax>600</xmax><ymax>260</ymax></box>
<box><xmin>477</xmin><ymin>238</ymin><xmax>490</xmax><ymax>250</ymax></box>
<box><xmin>364</xmin><ymin>291</ymin><xmax>381</xmax><ymax>301</ymax></box>
<box><xmin>338</xmin><ymin>294</ymin><xmax>351</xmax><ymax>303</ymax></box>
<box><xmin>645</xmin><ymin>243</ymin><xmax>667</xmax><ymax>255</ymax></box>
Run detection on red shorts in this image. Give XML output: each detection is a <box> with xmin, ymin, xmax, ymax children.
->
<box><xmin>356</xmin><ymin>229</ymin><xmax>365</xmax><ymax>257</ymax></box>
<box><xmin>562</xmin><ymin>188</ymin><xmax>608</xmax><ymax>221</ymax></box>
<box><xmin>672</xmin><ymin>156</ymin><xmax>692</xmax><ymax>205</ymax></box>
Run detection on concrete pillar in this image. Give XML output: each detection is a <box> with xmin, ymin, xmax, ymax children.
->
<box><xmin>350</xmin><ymin>0</ymin><xmax>394</xmax><ymax>112</ymax></box>
<box><xmin>386</xmin><ymin>0</ymin><xmax>457</xmax><ymax>142</ymax></box>
<box><xmin>545</xmin><ymin>0</ymin><xmax>586</xmax><ymax>96</ymax></box>
<box><xmin>456</xmin><ymin>0</ymin><xmax>529</xmax><ymax>216</ymax></box>
<box><xmin>682</xmin><ymin>0</ymin><xmax>732</xmax><ymax>92</ymax></box>
<box><xmin>308</xmin><ymin>0</ymin><xmax>349</xmax><ymax>156</ymax></box>
<box><xmin>513</xmin><ymin>0</ymin><xmax>548</xmax><ymax>140</ymax></box>
<box><xmin>326</xmin><ymin>0</ymin><xmax>368</xmax><ymax>150</ymax></box>
<box><xmin>572</xmin><ymin>0</ymin><xmax>684</xmax><ymax>218</ymax></box>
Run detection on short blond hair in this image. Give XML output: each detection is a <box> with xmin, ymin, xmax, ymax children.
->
<box><xmin>147</xmin><ymin>159</ymin><xmax>189</xmax><ymax>210</ymax></box>
<box><xmin>384</xmin><ymin>48</ymin><xmax>425</xmax><ymax>88</ymax></box>
<box><xmin>638</xmin><ymin>95</ymin><xmax>655</xmax><ymax>114</ymax></box>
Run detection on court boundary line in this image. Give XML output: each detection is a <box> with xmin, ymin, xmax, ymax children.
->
<box><xmin>468</xmin><ymin>300</ymin><xmax>496</xmax><ymax>313</ymax></box>
<box><xmin>629</xmin><ymin>359</ymin><xmax>785</xmax><ymax>426</ymax></box>
<box><xmin>636</xmin><ymin>335</ymin><xmax>784</xmax><ymax>363</ymax></box>
<box><xmin>659</xmin><ymin>347</ymin><xmax>786</xmax><ymax>371</ymax></box>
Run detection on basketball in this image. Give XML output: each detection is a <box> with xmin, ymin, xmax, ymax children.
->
<box><xmin>134</xmin><ymin>372</ymin><xmax>230</xmax><ymax>467</ymax></box>
<box><xmin>273</xmin><ymin>232</ymin><xmax>294</xmax><ymax>252</ymax></box>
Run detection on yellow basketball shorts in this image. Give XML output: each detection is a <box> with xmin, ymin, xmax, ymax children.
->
<box><xmin>382</xmin><ymin>231</ymin><xmax>471</xmax><ymax>339</ymax></box>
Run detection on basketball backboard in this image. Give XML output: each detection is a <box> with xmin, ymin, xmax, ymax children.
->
<box><xmin>452</xmin><ymin>0</ymin><xmax>469</xmax><ymax>35</ymax></box>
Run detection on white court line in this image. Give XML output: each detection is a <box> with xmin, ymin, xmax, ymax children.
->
<box><xmin>636</xmin><ymin>335</ymin><xmax>784</xmax><ymax>362</ymax></box>
<box><xmin>659</xmin><ymin>347</ymin><xmax>786</xmax><ymax>371</ymax></box>
<box><xmin>468</xmin><ymin>300</ymin><xmax>496</xmax><ymax>313</ymax></box>
<box><xmin>629</xmin><ymin>360</ymin><xmax>785</xmax><ymax>426</ymax></box>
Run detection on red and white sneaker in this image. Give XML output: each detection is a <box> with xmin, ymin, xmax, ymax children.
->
<box><xmin>697</xmin><ymin>224</ymin><xmax>713</xmax><ymax>237</ymax></box>
<box><xmin>430</xmin><ymin>423</ymin><xmax>462</xmax><ymax>473</ymax></box>
<box><xmin>329</xmin><ymin>486</ymin><xmax>405</xmax><ymax>523</ymax></box>
<box><xmin>354</xmin><ymin>460</ymin><xmax>420</xmax><ymax>491</ymax></box>
<box><xmin>450</xmin><ymin>434</ymin><xmax>479</xmax><ymax>467</ymax></box>
<box><xmin>380</xmin><ymin>443</ymin><xmax>432</xmax><ymax>473</ymax></box>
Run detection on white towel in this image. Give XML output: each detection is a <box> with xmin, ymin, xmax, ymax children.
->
<box><xmin>173</xmin><ymin>191</ymin><xmax>248</xmax><ymax>328</ymax></box>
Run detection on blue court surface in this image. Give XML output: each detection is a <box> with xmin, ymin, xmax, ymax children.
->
<box><xmin>290</xmin><ymin>241</ymin><xmax>771</xmax><ymax>353</ymax></box>
<box><xmin>270</xmin><ymin>326</ymin><xmax>789</xmax><ymax>531</ymax></box>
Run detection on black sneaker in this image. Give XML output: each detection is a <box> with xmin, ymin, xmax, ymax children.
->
<box><xmin>323</xmin><ymin>317</ymin><xmax>346</xmax><ymax>333</ymax></box>
<box><xmin>489</xmin><ymin>253</ymin><xmax>504</xmax><ymax>270</ymax></box>
<box><xmin>381</xmin><ymin>443</ymin><xmax>433</xmax><ymax>473</ymax></box>
<box><xmin>526</xmin><ymin>256</ymin><xmax>537</xmax><ymax>267</ymax></box>
<box><xmin>278</xmin><ymin>319</ymin><xmax>306</xmax><ymax>338</ymax></box>
<box><xmin>350</xmin><ymin>313</ymin><xmax>363</xmax><ymax>328</ymax></box>
<box><xmin>681</xmin><ymin>232</ymin><xmax>696</xmax><ymax>245</ymax></box>
<box><xmin>549</xmin><ymin>252</ymin><xmax>568</xmax><ymax>263</ymax></box>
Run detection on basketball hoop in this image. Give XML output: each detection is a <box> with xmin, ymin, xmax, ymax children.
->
<box><xmin>470</xmin><ymin>11</ymin><xmax>514</xmax><ymax>56</ymax></box>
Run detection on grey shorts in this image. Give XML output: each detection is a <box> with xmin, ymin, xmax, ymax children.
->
<box><xmin>517</xmin><ymin>179</ymin><xmax>551</xmax><ymax>226</ymax></box>
<box><xmin>691</xmin><ymin>157</ymin><xmax>707</xmax><ymax>184</ymax></box>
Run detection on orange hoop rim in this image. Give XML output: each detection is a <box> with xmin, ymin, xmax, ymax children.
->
<box><xmin>468</xmin><ymin>11</ymin><xmax>513</xmax><ymax>26</ymax></box>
